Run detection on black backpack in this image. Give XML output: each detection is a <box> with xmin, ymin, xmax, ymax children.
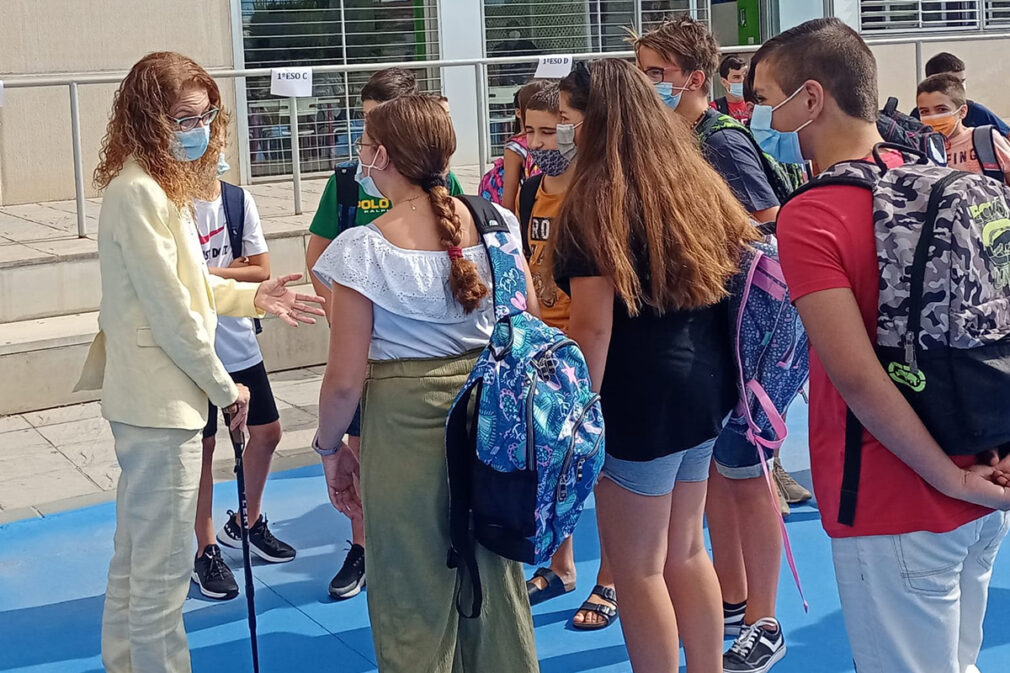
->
<box><xmin>972</xmin><ymin>125</ymin><xmax>1006</xmax><ymax>184</ymax></box>
<box><xmin>333</xmin><ymin>160</ymin><xmax>360</xmax><ymax>235</ymax></box>
<box><xmin>220</xmin><ymin>181</ymin><xmax>263</xmax><ymax>335</ymax></box>
<box><xmin>713</xmin><ymin>96</ymin><xmax>731</xmax><ymax>116</ymax></box>
<box><xmin>877</xmin><ymin>97</ymin><xmax>948</xmax><ymax>165</ymax></box>
<box><xmin>516</xmin><ymin>173</ymin><xmax>544</xmax><ymax>259</ymax></box>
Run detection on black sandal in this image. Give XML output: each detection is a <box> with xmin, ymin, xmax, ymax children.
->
<box><xmin>571</xmin><ymin>585</ymin><xmax>618</xmax><ymax>631</ymax></box>
<box><xmin>526</xmin><ymin>567</ymin><xmax>575</xmax><ymax>607</ymax></box>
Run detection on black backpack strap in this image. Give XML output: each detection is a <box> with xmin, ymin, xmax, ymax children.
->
<box><xmin>445</xmin><ymin>380</ymin><xmax>484</xmax><ymax>618</ymax></box>
<box><xmin>334</xmin><ymin>162</ymin><xmax>359</xmax><ymax>236</ymax></box>
<box><xmin>838</xmin><ymin>408</ymin><xmax>864</xmax><ymax>526</ymax></box>
<box><xmin>972</xmin><ymin>125</ymin><xmax>1005</xmax><ymax>183</ymax></box>
<box><xmin>715</xmin><ymin>97</ymin><xmax>730</xmax><ymax>115</ymax></box>
<box><xmin>220</xmin><ymin>181</ymin><xmax>262</xmax><ymax>334</ymax></box>
<box><xmin>517</xmin><ymin>173</ymin><xmax>543</xmax><ymax>259</ymax></box>
<box><xmin>883</xmin><ymin>96</ymin><xmax>899</xmax><ymax>117</ymax></box>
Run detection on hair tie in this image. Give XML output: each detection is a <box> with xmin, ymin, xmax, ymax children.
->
<box><xmin>421</xmin><ymin>175</ymin><xmax>447</xmax><ymax>191</ymax></box>
<box><xmin>447</xmin><ymin>246</ymin><xmax>464</xmax><ymax>261</ymax></box>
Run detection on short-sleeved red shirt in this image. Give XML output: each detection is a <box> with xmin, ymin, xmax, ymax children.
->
<box><xmin>777</xmin><ymin>152</ymin><xmax>991</xmax><ymax>539</ymax></box>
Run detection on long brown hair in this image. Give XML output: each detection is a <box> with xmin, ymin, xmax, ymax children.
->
<box><xmin>558</xmin><ymin>58</ymin><xmax>757</xmax><ymax>315</ymax></box>
<box><xmin>365</xmin><ymin>95</ymin><xmax>488</xmax><ymax>312</ymax></box>
<box><xmin>94</xmin><ymin>52</ymin><xmax>229</xmax><ymax>209</ymax></box>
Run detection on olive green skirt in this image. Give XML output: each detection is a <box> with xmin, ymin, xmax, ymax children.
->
<box><xmin>359</xmin><ymin>352</ymin><xmax>539</xmax><ymax>673</ymax></box>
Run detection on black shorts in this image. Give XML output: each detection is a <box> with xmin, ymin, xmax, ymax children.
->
<box><xmin>204</xmin><ymin>361</ymin><xmax>281</xmax><ymax>438</ymax></box>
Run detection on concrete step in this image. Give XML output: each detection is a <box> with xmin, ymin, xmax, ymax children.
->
<box><xmin>0</xmin><ymin>285</ymin><xmax>329</xmax><ymax>416</ymax></box>
<box><xmin>0</xmin><ymin>215</ymin><xmax>315</xmax><ymax>324</ymax></box>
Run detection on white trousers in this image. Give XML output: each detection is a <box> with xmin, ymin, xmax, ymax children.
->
<box><xmin>102</xmin><ymin>421</ymin><xmax>203</xmax><ymax>673</ymax></box>
<box><xmin>832</xmin><ymin>511</ymin><xmax>1009</xmax><ymax>673</ymax></box>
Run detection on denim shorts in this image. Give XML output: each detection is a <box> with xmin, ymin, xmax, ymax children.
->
<box><xmin>601</xmin><ymin>438</ymin><xmax>716</xmax><ymax>497</ymax></box>
<box><xmin>712</xmin><ymin>431</ymin><xmax>775</xmax><ymax>480</ymax></box>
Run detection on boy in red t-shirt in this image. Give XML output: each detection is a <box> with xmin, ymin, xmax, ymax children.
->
<box><xmin>751</xmin><ymin>18</ymin><xmax>1010</xmax><ymax>673</ymax></box>
<box><xmin>710</xmin><ymin>54</ymin><xmax>754</xmax><ymax>123</ymax></box>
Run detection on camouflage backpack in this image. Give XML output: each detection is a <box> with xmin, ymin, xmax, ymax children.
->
<box><xmin>787</xmin><ymin>144</ymin><xmax>1010</xmax><ymax>526</ymax></box>
<box><xmin>696</xmin><ymin>112</ymin><xmax>806</xmax><ymax>203</ymax></box>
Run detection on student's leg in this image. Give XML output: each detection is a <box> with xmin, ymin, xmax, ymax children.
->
<box><xmin>194</xmin><ymin>431</ymin><xmax>217</xmax><ymax>551</ymax></box>
<box><xmin>240</xmin><ymin>420</ymin><xmax>282</xmax><ymax>524</ymax></box>
<box><xmin>957</xmin><ymin>511</ymin><xmax>1009</xmax><ymax>672</ymax></box>
<box><xmin>732</xmin><ymin>475</ymin><xmax>781</xmax><ymax>625</ymax></box>
<box><xmin>705</xmin><ymin>465</ymin><xmax>748</xmax><ymax>606</ymax></box>
<box><xmin>665</xmin><ymin>443</ymin><xmax>722</xmax><ymax>673</ymax></box>
<box><xmin>596</xmin><ymin>460</ymin><xmax>680</xmax><ymax>673</ymax></box>
<box><xmin>831</xmin><ymin>525</ymin><xmax>975</xmax><ymax>673</ymax></box>
<box><xmin>572</xmin><ymin>518</ymin><xmax>616</xmax><ymax>627</ymax></box>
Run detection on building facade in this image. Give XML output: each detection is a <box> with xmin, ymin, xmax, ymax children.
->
<box><xmin>1</xmin><ymin>0</ymin><xmax>1008</xmax><ymax>204</ymax></box>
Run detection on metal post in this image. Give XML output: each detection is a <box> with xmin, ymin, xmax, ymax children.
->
<box><xmin>634</xmin><ymin>0</ymin><xmax>643</xmax><ymax>31</ymax></box>
<box><xmin>915</xmin><ymin>40</ymin><xmax>924</xmax><ymax>81</ymax></box>
<box><xmin>289</xmin><ymin>97</ymin><xmax>303</xmax><ymax>215</ymax></box>
<box><xmin>69</xmin><ymin>82</ymin><xmax>87</xmax><ymax>238</ymax></box>
<box><xmin>340</xmin><ymin>0</ymin><xmax>353</xmax><ymax>161</ymax></box>
<box><xmin>474</xmin><ymin>63</ymin><xmax>488</xmax><ymax>175</ymax></box>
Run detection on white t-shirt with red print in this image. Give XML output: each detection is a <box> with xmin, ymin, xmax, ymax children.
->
<box><xmin>194</xmin><ymin>188</ymin><xmax>268</xmax><ymax>373</ymax></box>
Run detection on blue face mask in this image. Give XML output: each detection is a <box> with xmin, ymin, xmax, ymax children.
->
<box><xmin>216</xmin><ymin>152</ymin><xmax>230</xmax><ymax>177</ymax></box>
<box><xmin>750</xmin><ymin>85</ymin><xmax>812</xmax><ymax>166</ymax></box>
<box><xmin>172</xmin><ymin>126</ymin><xmax>210</xmax><ymax>162</ymax></box>
<box><xmin>355</xmin><ymin>150</ymin><xmax>386</xmax><ymax>199</ymax></box>
<box><xmin>654</xmin><ymin>81</ymin><xmax>690</xmax><ymax>110</ymax></box>
<box><xmin>728</xmin><ymin>82</ymin><xmax>745</xmax><ymax>99</ymax></box>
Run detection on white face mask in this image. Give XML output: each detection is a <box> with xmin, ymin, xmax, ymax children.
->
<box><xmin>556</xmin><ymin>121</ymin><xmax>583</xmax><ymax>161</ymax></box>
<box><xmin>355</xmin><ymin>147</ymin><xmax>388</xmax><ymax>198</ymax></box>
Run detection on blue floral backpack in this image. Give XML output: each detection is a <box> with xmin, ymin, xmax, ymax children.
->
<box><xmin>445</xmin><ymin>196</ymin><xmax>605</xmax><ymax>618</ymax></box>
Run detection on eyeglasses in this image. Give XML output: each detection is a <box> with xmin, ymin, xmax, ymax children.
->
<box><xmin>642</xmin><ymin>65</ymin><xmax>683</xmax><ymax>84</ymax></box>
<box><xmin>171</xmin><ymin>107</ymin><xmax>219</xmax><ymax>132</ymax></box>
<box><xmin>353</xmin><ymin>139</ymin><xmax>378</xmax><ymax>156</ymax></box>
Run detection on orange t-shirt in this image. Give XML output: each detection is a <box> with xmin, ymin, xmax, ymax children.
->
<box><xmin>946</xmin><ymin>126</ymin><xmax>1010</xmax><ymax>186</ymax></box>
<box><xmin>524</xmin><ymin>182</ymin><xmax>571</xmax><ymax>332</ymax></box>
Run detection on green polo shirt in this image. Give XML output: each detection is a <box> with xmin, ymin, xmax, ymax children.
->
<box><xmin>309</xmin><ymin>171</ymin><xmax>465</xmax><ymax>240</ymax></box>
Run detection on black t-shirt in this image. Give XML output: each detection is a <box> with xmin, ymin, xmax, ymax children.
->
<box><xmin>555</xmin><ymin>235</ymin><xmax>736</xmax><ymax>462</ymax></box>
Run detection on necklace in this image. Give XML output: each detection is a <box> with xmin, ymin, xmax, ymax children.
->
<box><xmin>690</xmin><ymin>110</ymin><xmax>706</xmax><ymax>129</ymax></box>
<box><xmin>400</xmin><ymin>193</ymin><xmax>426</xmax><ymax>211</ymax></box>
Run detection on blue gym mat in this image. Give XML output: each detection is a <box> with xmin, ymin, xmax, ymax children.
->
<box><xmin>2</xmin><ymin>411</ymin><xmax>1008</xmax><ymax>673</ymax></box>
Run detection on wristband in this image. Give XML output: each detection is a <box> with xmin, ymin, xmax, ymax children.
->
<box><xmin>312</xmin><ymin>432</ymin><xmax>340</xmax><ymax>457</ymax></box>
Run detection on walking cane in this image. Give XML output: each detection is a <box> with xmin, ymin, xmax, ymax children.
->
<box><xmin>222</xmin><ymin>411</ymin><xmax>261</xmax><ymax>673</ymax></box>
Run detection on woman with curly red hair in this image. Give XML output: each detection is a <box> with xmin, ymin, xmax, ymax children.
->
<box><xmin>76</xmin><ymin>51</ymin><xmax>323</xmax><ymax>673</ymax></box>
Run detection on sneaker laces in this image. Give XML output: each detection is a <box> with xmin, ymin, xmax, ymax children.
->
<box><xmin>203</xmin><ymin>548</ymin><xmax>230</xmax><ymax>582</ymax></box>
<box><xmin>252</xmin><ymin>515</ymin><xmax>278</xmax><ymax>544</ymax></box>
<box><xmin>340</xmin><ymin>541</ymin><xmax>364</xmax><ymax>572</ymax></box>
<box><xmin>729</xmin><ymin>618</ymin><xmax>778</xmax><ymax>658</ymax></box>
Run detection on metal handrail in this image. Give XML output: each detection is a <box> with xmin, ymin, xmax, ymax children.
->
<box><xmin>5</xmin><ymin>32</ymin><xmax>1010</xmax><ymax>238</ymax></box>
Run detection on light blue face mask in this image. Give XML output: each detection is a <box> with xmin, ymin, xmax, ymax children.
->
<box><xmin>728</xmin><ymin>82</ymin><xmax>745</xmax><ymax>99</ymax></box>
<box><xmin>172</xmin><ymin>126</ymin><xmax>210</xmax><ymax>162</ymax></box>
<box><xmin>556</xmin><ymin>121</ymin><xmax>582</xmax><ymax>162</ymax></box>
<box><xmin>355</xmin><ymin>150</ymin><xmax>386</xmax><ymax>199</ymax></box>
<box><xmin>216</xmin><ymin>152</ymin><xmax>230</xmax><ymax>177</ymax></box>
<box><xmin>654</xmin><ymin>81</ymin><xmax>691</xmax><ymax>110</ymax></box>
<box><xmin>750</xmin><ymin>85</ymin><xmax>812</xmax><ymax>166</ymax></box>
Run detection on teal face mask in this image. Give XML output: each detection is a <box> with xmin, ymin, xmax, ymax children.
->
<box><xmin>172</xmin><ymin>126</ymin><xmax>210</xmax><ymax>162</ymax></box>
<box><xmin>750</xmin><ymin>85</ymin><xmax>812</xmax><ymax>166</ymax></box>
<box><xmin>654</xmin><ymin>81</ymin><xmax>691</xmax><ymax>110</ymax></box>
<box><xmin>729</xmin><ymin>82</ymin><xmax>745</xmax><ymax>99</ymax></box>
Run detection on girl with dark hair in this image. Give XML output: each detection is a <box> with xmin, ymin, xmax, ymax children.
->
<box><xmin>555</xmin><ymin>58</ymin><xmax>758</xmax><ymax>673</ymax></box>
<box><xmin>312</xmin><ymin>95</ymin><xmax>541</xmax><ymax>673</ymax></box>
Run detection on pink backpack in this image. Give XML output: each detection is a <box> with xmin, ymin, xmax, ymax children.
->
<box><xmin>479</xmin><ymin>136</ymin><xmax>539</xmax><ymax>205</ymax></box>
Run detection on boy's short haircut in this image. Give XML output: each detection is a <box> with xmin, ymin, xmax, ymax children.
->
<box><xmin>524</xmin><ymin>83</ymin><xmax>561</xmax><ymax>115</ymax></box>
<box><xmin>516</xmin><ymin>79</ymin><xmax>554</xmax><ymax>116</ymax></box>
<box><xmin>360</xmin><ymin>67</ymin><xmax>418</xmax><ymax>104</ymax></box>
<box><xmin>917</xmin><ymin>73</ymin><xmax>967</xmax><ymax>108</ymax></box>
<box><xmin>750</xmin><ymin>18</ymin><xmax>877</xmax><ymax>123</ymax></box>
<box><xmin>925</xmin><ymin>52</ymin><xmax>966</xmax><ymax>77</ymax></box>
<box><xmin>629</xmin><ymin>15</ymin><xmax>720</xmax><ymax>94</ymax></box>
<box><xmin>719</xmin><ymin>55</ymin><xmax>748</xmax><ymax>80</ymax></box>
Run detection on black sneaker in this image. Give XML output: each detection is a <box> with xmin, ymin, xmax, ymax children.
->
<box><xmin>217</xmin><ymin>510</ymin><xmax>296</xmax><ymax>563</ymax></box>
<box><xmin>329</xmin><ymin>543</ymin><xmax>365</xmax><ymax>600</ymax></box>
<box><xmin>723</xmin><ymin>618</ymin><xmax>786</xmax><ymax>673</ymax></box>
<box><xmin>192</xmin><ymin>544</ymin><xmax>239</xmax><ymax>600</ymax></box>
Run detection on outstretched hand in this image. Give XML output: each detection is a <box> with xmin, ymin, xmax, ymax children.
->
<box><xmin>254</xmin><ymin>273</ymin><xmax>326</xmax><ymax>327</ymax></box>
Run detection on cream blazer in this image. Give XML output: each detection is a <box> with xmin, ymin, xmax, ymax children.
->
<box><xmin>76</xmin><ymin>159</ymin><xmax>262</xmax><ymax>431</ymax></box>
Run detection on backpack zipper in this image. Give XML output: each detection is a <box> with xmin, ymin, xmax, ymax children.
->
<box><xmin>556</xmin><ymin>394</ymin><xmax>603</xmax><ymax>502</ymax></box>
<box><xmin>525</xmin><ymin>339</ymin><xmax>579</xmax><ymax>471</ymax></box>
